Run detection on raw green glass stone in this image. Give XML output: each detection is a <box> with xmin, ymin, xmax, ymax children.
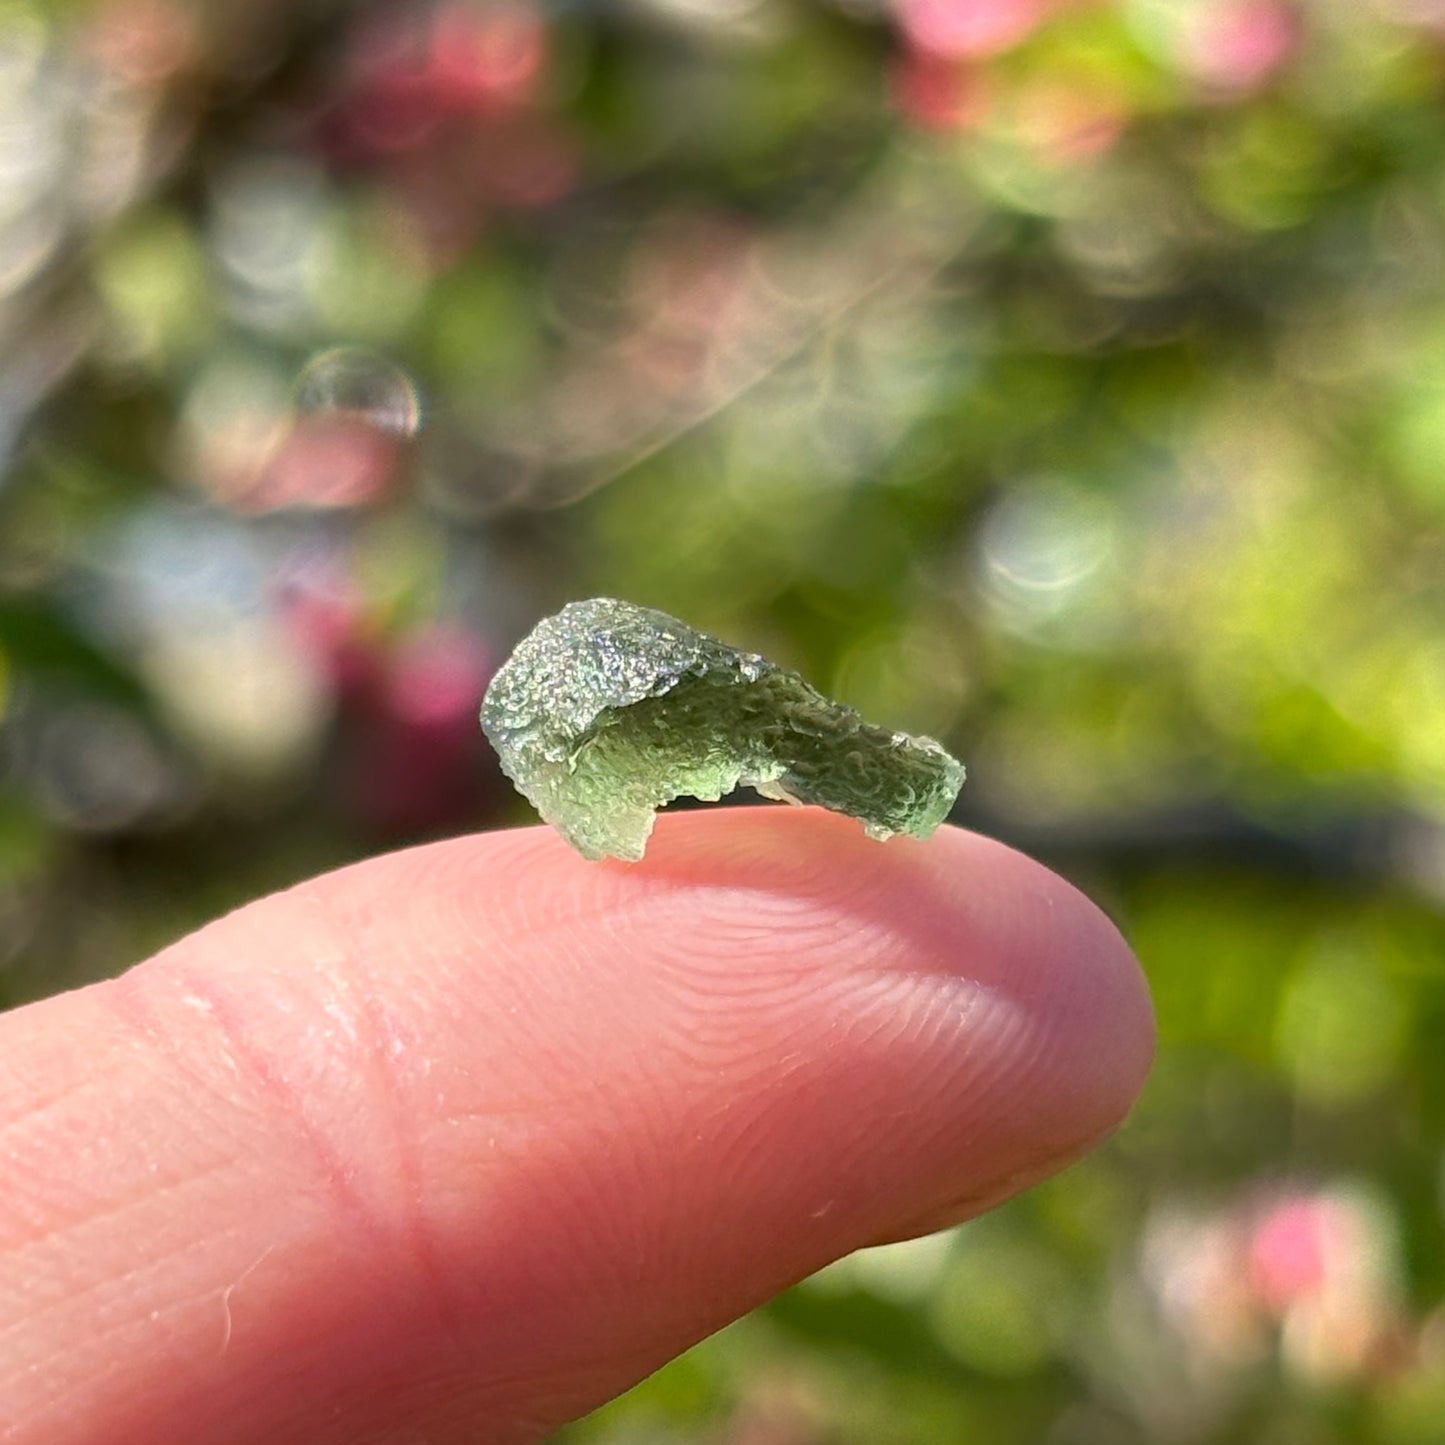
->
<box><xmin>481</xmin><ymin>598</ymin><xmax>965</xmax><ymax>861</ymax></box>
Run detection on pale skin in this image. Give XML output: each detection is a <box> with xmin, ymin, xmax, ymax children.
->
<box><xmin>0</xmin><ymin>807</ymin><xmax>1154</xmax><ymax>1445</ymax></box>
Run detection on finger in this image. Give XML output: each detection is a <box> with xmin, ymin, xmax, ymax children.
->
<box><xmin>0</xmin><ymin>808</ymin><xmax>1152</xmax><ymax>1445</ymax></box>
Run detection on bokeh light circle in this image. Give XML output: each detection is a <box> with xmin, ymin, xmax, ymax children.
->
<box><xmin>293</xmin><ymin>346</ymin><xmax>422</xmax><ymax>439</ymax></box>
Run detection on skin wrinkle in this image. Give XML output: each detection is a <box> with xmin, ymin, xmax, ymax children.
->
<box><xmin>0</xmin><ymin>1106</ymin><xmax>128</xmax><ymax>1242</ymax></box>
<box><xmin>669</xmin><ymin>1012</ymin><xmax>825</xmax><ymax>1113</ymax></box>
<box><xmin>582</xmin><ymin>873</ymin><xmax>981</xmax><ymax>1087</ymax></box>
<box><xmin>0</xmin><ymin>1073</ymin><xmax>83</xmax><ymax>1132</ymax></box>
<box><xmin>164</xmin><ymin>897</ymin><xmax>513</xmax><ymax>1373</ymax></box>
<box><xmin>0</xmin><ymin>999</ymin><xmax>207</xmax><ymax>1233</ymax></box>
<box><xmin>639</xmin><ymin>951</ymin><xmax>830</xmax><ymax>1079</ymax></box>
<box><xmin>666</xmin><ymin>877</ymin><xmax>884</xmax><ymax>955</ymax></box>
<box><xmin>832</xmin><ymin>971</ymin><xmax>985</xmax><ymax>1076</ymax></box>
<box><xmin>536</xmin><ymin>914</ymin><xmax>733</xmax><ymax>1102</ymax></box>
<box><xmin>684</xmin><ymin>1086</ymin><xmax>824</xmax><ymax>1238</ymax></box>
<box><xmin>549</xmin><ymin>1114</ymin><xmax>663</xmax><ymax>1306</ymax></box>
<box><xmin>20</xmin><ymin>1298</ymin><xmax>204</xmax><ymax>1423</ymax></box>
<box><xmin>188</xmin><ymin>894</ymin><xmax>502</xmax><ymax>1263</ymax></box>
<box><xmin>95</xmin><ymin>1246</ymin><xmax>482</xmax><ymax>1445</ymax></box>
<box><xmin>1</xmin><ymin>1203</ymin><xmax>235</xmax><ymax>1331</ymax></box>
<box><xmin>160</xmin><ymin>966</ymin><xmax>391</xmax><ymax>1251</ymax></box>
<box><xmin>929</xmin><ymin>995</ymin><xmax>1035</xmax><ymax>1139</ymax></box>
<box><xmin>581</xmin><ymin>940</ymin><xmax>931</xmax><ymax>1223</ymax></box>
<box><xmin>303</xmin><ymin>892</ymin><xmax>460</xmax><ymax>1347</ymax></box>
<box><xmin>805</xmin><ymin>979</ymin><xmax>1048</xmax><ymax>1236</ymax></box>
<box><xmin>382</xmin><ymin>827</ymin><xmax>599</xmax><ymax>952</ymax></box>
<box><xmin>426</xmin><ymin>818</ymin><xmax>968</xmax><ymax>1003</ymax></box>
<box><xmin>471</xmin><ymin>1064</ymin><xmax>665</xmax><ymax>1312</ymax></box>
<box><xmin>433</xmin><ymin>1087</ymin><xmax>791</xmax><ymax>1394</ymax></box>
<box><xmin>928</xmin><ymin>1007</ymin><xmax>1105</xmax><ymax>1215</ymax></box>
<box><xmin>101</xmin><ymin>964</ymin><xmax>257</xmax><ymax>1135</ymax></box>
<box><xmin>0</xmin><ymin>1085</ymin><xmax>247</xmax><ymax>1255</ymax></box>
<box><xmin>0</xmin><ymin>1219</ymin><xmax>245</xmax><ymax>1428</ymax></box>
<box><xmin>583</xmin><ymin>956</ymin><xmax>1002</xmax><ymax>1284</ymax></box>
<box><xmin>646</xmin><ymin>978</ymin><xmax>990</xmax><ymax>1294</ymax></box>
<box><xmin>0</xmin><ymin>1152</ymin><xmax>242</xmax><ymax>1298</ymax></box>
<box><xmin>365</xmin><ymin>892</ymin><xmax>610</xmax><ymax>1115</ymax></box>
<box><xmin>671</xmin><ymin>1029</ymin><xmax>844</xmax><ymax>1229</ymax></box>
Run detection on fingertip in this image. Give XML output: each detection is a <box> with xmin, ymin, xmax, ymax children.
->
<box><xmin>892</xmin><ymin>821</ymin><xmax>1156</xmax><ymax>1220</ymax></box>
<box><xmin>636</xmin><ymin>808</ymin><xmax>1156</xmax><ymax>1124</ymax></box>
<box><xmin>441</xmin><ymin>805</ymin><xmax>1156</xmax><ymax>1168</ymax></box>
<box><xmin>613</xmin><ymin>808</ymin><xmax>1156</xmax><ymax>1236</ymax></box>
<box><xmin>484</xmin><ymin>806</ymin><xmax>1157</xmax><ymax>1240</ymax></box>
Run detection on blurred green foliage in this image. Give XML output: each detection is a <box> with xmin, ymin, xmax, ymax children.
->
<box><xmin>2</xmin><ymin>0</ymin><xmax>1445</xmax><ymax>1439</ymax></box>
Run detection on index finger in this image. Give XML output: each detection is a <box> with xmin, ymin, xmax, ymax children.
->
<box><xmin>0</xmin><ymin>808</ymin><xmax>1153</xmax><ymax>1445</ymax></box>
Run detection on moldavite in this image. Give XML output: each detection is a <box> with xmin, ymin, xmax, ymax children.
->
<box><xmin>481</xmin><ymin>598</ymin><xmax>965</xmax><ymax>862</ymax></box>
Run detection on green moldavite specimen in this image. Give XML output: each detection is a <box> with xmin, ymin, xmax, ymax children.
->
<box><xmin>481</xmin><ymin>598</ymin><xmax>965</xmax><ymax>862</ymax></box>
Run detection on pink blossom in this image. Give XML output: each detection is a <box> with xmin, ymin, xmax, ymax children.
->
<box><xmin>278</xmin><ymin>569</ymin><xmax>376</xmax><ymax>698</ymax></box>
<box><xmin>1140</xmin><ymin>1182</ymin><xmax>1407</xmax><ymax>1385</ymax></box>
<box><xmin>890</xmin><ymin>51</ymin><xmax>987</xmax><ymax>131</ymax></box>
<box><xmin>895</xmin><ymin>0</ymin><xmax>1055</xmax><ymax>59</ymax></box>
<box><xmin>347</xmin><ymin>624</ymin><xmax>496</xmax><ymax>835</ymax></box>
<box><xmin>385</xmin><ymin>624</ymin><xmax>492</xmax><ymax>727</ymax></box>
<box><xmin>429</xmin><ymin>4</ymin><xmax>545</xmax><ymax>113</ymax></box>
<box><xmin>240</xmin><ymin>415</ymin><xmax>408</xmax><ymax>513</ymax></box>
<box><xmin>322</xmin><ymin>3</ymin><xmax>546</xmax><ymax>164</ymax></box>
<box><xmin>1248</xmin><ymin>1195</ymin><xmax>1331</xmax><ymax>1311</ymax></box>
<box><xmin>1183</xmin><ymin>1</ymin><xmax>1298</xmax><ymax>93</ymax></box>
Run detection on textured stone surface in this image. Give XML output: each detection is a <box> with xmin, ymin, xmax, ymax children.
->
<box><xmin>481</xmin><ymin>598</ymin><xmax>965</xmax><ymax>861</ymax></box>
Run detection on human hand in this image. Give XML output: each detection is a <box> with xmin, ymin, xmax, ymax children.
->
<box><xmin>0</xmin><ymin>808</ymin><xmax>1153</xmax><ymax>1445</ymax></box>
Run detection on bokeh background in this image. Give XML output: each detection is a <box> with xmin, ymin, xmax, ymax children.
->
<box><xmin>2</xmin><ymin>0</ymin><xmax>1444</xmax><ymax>1439</ymax></box>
